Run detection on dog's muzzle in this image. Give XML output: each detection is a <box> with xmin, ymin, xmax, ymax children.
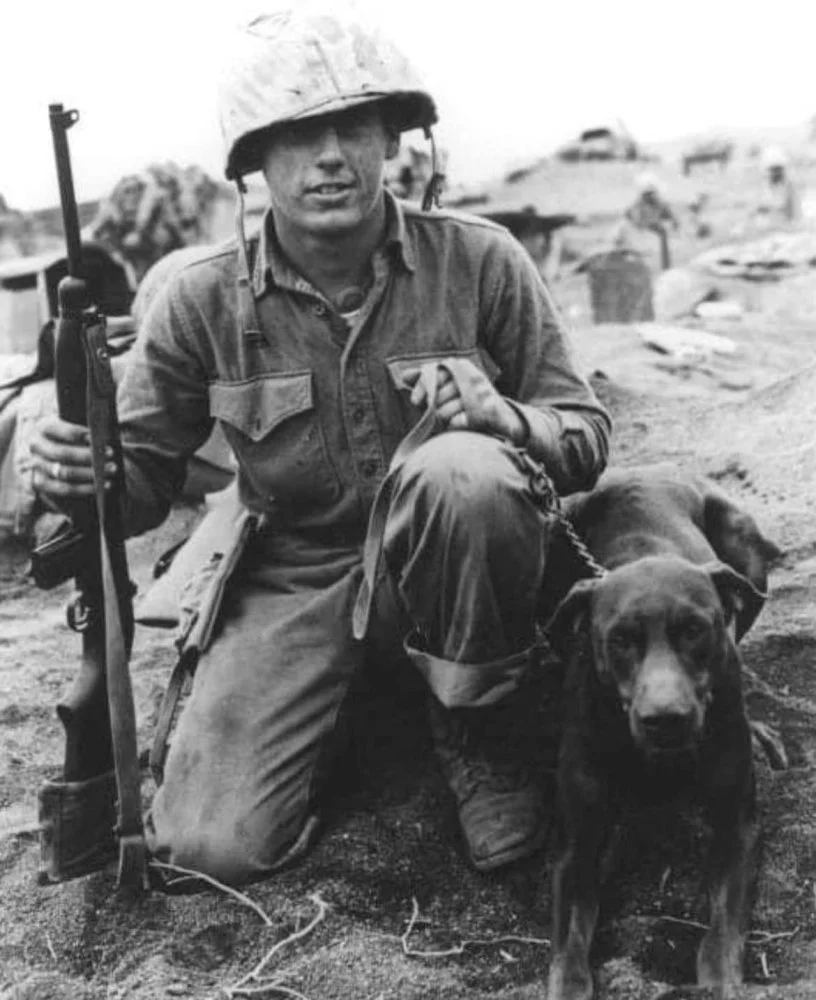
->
<box><xmin>634</xmin><ymin>707</ymin><xmax>699</xmax><ymax>752</ymax></box>
<box><xmin>630</xmin><ymin>663</ymin><xmax>707</xmax><ymax>753</ymax></box>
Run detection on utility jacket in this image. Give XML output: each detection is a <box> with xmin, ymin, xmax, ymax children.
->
<box><xmin>118</xmin><ymin>192</ymin><xmax>611</xmax><ymax>545</ymax></box>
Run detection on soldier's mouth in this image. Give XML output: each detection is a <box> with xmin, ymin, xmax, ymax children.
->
<box><xmin>309</xmin><ymin>182</ymin><xmax>354</xmax><ymax>196</ymax></box>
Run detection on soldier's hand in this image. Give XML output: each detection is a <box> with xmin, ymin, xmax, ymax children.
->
<box><xmin>404</xmin><ymin>360</ymin><xmax>526</xmax><ymax>443</ymax></box>
<box><xmin>30</xmin><ymin>416</ymin><xmax>117</xmax><ymax>499</ymax></box>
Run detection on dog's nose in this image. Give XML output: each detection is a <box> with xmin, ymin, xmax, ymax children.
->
<box><xmin>638</xmin><ymin>710</ymin><xmax>695</xmax><ymax>750</ymax></box>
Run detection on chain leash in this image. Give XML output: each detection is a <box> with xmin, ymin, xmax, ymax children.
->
<box><xmin>516</xmin><ymin>449</ymin><xmax>608</xmax><ymax>581</ymax></box>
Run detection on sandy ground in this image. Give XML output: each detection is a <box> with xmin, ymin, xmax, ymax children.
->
<box><xmin>3</xmin><ymin>163</ymin><xmax>816</xmax><ymax>999</ymax></box>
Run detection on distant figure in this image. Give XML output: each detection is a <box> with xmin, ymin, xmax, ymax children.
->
<box><xmin>474</xmin><ymin>204</ymin><xmax>573</xmax><ymax>283</ymax></box>
<box><xmin>756</xmin><ymin>147</ymin><xmax>800</xmax><ymax>227</ymax></box>
<box><xmin>0</xmin><ymin>195</ymin><xmax>35</xmax><ymax>260</ymax></box>
<box><xmin>688</xmin><ymin>192</ymin><xmax>712</xmax><ymax>239</ymax></box>
<box><xmin>623</xmin><ymin>171</ymin><xmax>679</xmax><ymax>270</ymax></box>
<box><xmin>384</xmin><ymin>142</ymin><xmax>446</xmax><ymax>204</ymax></box>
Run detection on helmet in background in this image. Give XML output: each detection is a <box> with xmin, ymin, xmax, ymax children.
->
<box><xmin>761</xmin><ymin>145</ymin><xmax>789</xmax><ymax>170</ymax></box>
<box><xmin>635</xmin><ymin>170</ymin><xmax>662</xmax><ymax>195</ymax></box>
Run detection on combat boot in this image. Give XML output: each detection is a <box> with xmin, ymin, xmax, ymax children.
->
<box><xmin>427</xmin><ymin>691</ymin><xmax>551</xmax><ymax>872</ymax></box>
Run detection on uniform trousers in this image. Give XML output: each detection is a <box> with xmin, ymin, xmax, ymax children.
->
<box><xmin>147</xmin><ymin>431</ymin><xmax>550</xmax><ymax>883</ymax></box>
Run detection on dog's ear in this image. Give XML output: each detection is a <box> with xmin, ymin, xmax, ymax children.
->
<box><xmin>702</xmin><ymin>482</ymin><xmax>783</xmax><ymax>589</ymax></box>
<box><xmin>544</xmin><ymin>578</ymin><xmax>597</xmax><ymax>658</ymax></box>
<box><xmin>703</xmin><ymin>560</ymin><xmax>767</xmax><ymax>642</ymax></box>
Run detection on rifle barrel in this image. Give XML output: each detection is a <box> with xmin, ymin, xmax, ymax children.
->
<box><xmin>48</xmin><ymin>103</ymin><xmax>83</xmax><ymax>277</ymax></box>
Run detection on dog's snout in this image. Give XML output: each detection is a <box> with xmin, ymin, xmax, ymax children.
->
<box><xmin>632</xmin><ymin>662</ymin><xmax>702</xmax><ymax>750</ymax></box>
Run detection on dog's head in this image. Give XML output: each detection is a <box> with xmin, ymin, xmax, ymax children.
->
<box><xmin>547</xmin><ymin>555</ymin><xmax>763</xmax><ymax>754</ymax></box>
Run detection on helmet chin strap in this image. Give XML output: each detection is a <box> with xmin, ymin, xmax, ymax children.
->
<box><xmin>421</xmin><ymin>127</ymin><xmax>444</xmax><ymax>212</ymax></box>
<box><xmin>234</xmin><ymin>175</ymin><xmax>251</xmax><ymax>280</ymax></box>
<box><xmin>233</xmin><ymin>176</ymin><xmax>264</xmax><ymax>336</ymax></box>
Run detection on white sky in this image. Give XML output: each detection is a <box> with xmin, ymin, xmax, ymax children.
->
<box><xmin>3</xmin><ymin>0</ymin><xmax>815</xmax><ymax>209</ymax></box>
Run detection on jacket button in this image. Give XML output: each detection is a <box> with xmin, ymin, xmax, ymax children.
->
<box><xmin>351</xmin><ymin>407</ymin><xmax>365</xmax><ymax>424</ymax></box>
<box><xmin>313</xmin><ymin>302</ymin><xmax>327</xmax><ymax>316</ymax></box>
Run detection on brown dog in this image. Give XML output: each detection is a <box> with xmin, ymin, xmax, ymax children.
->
<box><xmin>545</xmin><ymin>464</ymin><xmax>779</xmax><ymax>1000</ymax></box>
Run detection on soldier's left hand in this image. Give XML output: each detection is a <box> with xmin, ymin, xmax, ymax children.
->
<box><xmin>404</xmin><ymin>360</ymin><xmax>525</xmax><ymax>443</ymax></box>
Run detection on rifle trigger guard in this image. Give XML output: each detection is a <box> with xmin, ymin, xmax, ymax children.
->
<box><xmin>66</xmin><ymin>594</ymin><xmax>91</xmax><ymax>632</ymax></box>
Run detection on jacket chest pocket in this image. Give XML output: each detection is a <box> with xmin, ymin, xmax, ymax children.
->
<box><xmin>385</xmin><ymin>348</ymin><xmax>502</xmax><ymax>431</ymax></box>
<box><xmin>209</xmin><ymin>372</ymin><xmax>341</xmax><ymax>513</ymax></box>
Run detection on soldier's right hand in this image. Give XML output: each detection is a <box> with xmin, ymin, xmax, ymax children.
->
<box><xmin>30</xmin><ymin>416</ymin><xmax>117</xmax><ymax>500</ymax></box>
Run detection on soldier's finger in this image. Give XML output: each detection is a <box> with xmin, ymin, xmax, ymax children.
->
<box><xmin>38</xmin><ymin>417</ymin><xmax>90</xmax><ymax>447</ymax></box>
<box><xmin>31</xmin><ymin>464</ymin><xmax>95</xmax><ymax>498</ymax></box>
<box><xmin>33</xmin><ymin>439</ymin><xmax>96</xmax><ymax>471</ymax></box>
<box><xmin>434</xmin><ymin>378</ymin><xmax>460</xmax><ymax>406</ymax></box>
<box><xmin>435</xmin><ymin>398</ymin><xmax>465</xmax><ymax>423</ymax></box>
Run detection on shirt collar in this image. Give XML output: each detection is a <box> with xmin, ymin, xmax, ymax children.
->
<box><xmin>250</xmin><ymin>188</ymin><xmax>416</xmax><ymax>299</ymax></box>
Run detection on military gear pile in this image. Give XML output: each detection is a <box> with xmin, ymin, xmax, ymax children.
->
<box><xmin>87</xmin><ymin>163</ymin><xmax>220</xmax><ymax>285</ymax></box>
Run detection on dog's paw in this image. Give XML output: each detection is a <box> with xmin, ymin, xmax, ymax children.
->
<box><xmin>750</xmin><ymin>719</ymin><xmax>789</xmax><ymax>771</ymax></box>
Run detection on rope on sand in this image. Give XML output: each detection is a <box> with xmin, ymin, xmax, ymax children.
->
<box><xmin>148</xmin><ymin>860</ymin><xmax>327</xmax><ymax>1000</ymax></box>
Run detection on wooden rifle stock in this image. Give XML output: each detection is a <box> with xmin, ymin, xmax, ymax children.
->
<box><xmin>37</xmin><ymin>105</ymin><xmax>147</xmax><ymax>889</ymax></box>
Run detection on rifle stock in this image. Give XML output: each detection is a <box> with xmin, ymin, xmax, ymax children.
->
<box><xmin>36</xmin><ymin>105</ymin><xmax>146</xmax><ymax>889</ymax></box>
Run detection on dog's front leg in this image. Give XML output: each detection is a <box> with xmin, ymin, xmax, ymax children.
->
<box><xmin>697</xmin><ymin>736</ymin><xmax>758</xmax><ymax>999</ymax></box>
<box><xmin>548</xmin><ymin>752</ymin><xmax>610</xmax><ymax>1000</ymax></box>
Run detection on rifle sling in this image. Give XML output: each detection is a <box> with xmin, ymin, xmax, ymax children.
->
<box><xmin>83</xmin><ymin>319</ymin><xmax>145</xmax><ymax>851</ymax></box>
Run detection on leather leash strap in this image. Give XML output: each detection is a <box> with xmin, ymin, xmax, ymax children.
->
<box><xmin>84</xmin><ymin>318</ymin><xmax>148</xmax><ymax>888</ymax></box>
<box><xmin>352</xmin><ymin>359</ymin><xmax>482</xmax><ymax>640</ymax></box>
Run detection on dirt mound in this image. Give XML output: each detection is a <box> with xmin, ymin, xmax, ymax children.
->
<box><xmin>603</xmin><ymin>361</ymin><xmax>816</xmax><ymax>555</ymax></box>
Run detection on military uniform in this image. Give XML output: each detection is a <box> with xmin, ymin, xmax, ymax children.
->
<box><xmin>116</xmin><ymin>192</ymin><xmax>611</xmax><ymax>882</ymax></box>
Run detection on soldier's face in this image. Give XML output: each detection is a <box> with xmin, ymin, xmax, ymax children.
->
<box><xmin>261</xmin><ymin>104</ymin><xmax>398</xmax><ymax>237</ymax></box>
<box><xmin>118</xmin><ymin>178</ymin><xmax>143</xmax><ymax>217</ymax></box>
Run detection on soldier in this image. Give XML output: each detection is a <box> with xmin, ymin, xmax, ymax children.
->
<box><xmin>623</xmin><ymin>171</ymin><xmax>679</xmax><ymax>270</ymax></box>
<box><xmin>756</xmin><ymin>146</ymin><xmax>800</xmax><ymax>227</ymax></box>
<box><xmin>31</xmin><ymin>6</ymin><xmax>610</xmax><ymax>885</ymax></box>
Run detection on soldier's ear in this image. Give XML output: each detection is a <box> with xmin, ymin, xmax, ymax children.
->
<box><xmin>545</xmin><ymin>578</ymin><xmax>597</xmax><ymax>659</ymax></box>
<box><xmin>385</xmin><ymin>131</ymin><xmax>400</xmax><ymax>161</ymax></box>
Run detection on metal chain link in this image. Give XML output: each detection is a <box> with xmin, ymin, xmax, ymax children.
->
<box><xmin>553</xmin><ymin>512</ymin><xmax>608</xmax><ymax>580</ymax></box>
<box><xmin>516</xmin><ymin>449</ymin><xmax>608</xmax><ymax>581</ymax></box>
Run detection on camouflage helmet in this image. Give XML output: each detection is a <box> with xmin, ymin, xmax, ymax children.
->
<box><xmin>218</xmin><ymin>6</ymin><xmax>438</xmax><ymax>180</ymax></box>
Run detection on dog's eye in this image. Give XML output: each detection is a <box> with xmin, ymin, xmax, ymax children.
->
<box><xmin>609</xmin><ymin>627</ymin><xmax>639</xmax><ymax>653</ymax></box>
<box><xmin>679</xmin><ymin>618</ymin><xmax>708</xmax><ymax>642</ymax></box>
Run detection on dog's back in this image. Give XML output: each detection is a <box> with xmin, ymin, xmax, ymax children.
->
<box><xmin>562</xmin><ymin>464</ymin><xmax>779</xmax><ymax>638</ymax></box>
<box><xmin>564</xmin><ymin>466</ymin><xmax>713</xmax><ymax>567</ymax></box>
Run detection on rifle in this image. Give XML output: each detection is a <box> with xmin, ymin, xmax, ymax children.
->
<box><xmin>35</xmin><ymin>104</ymin><xmax>148</xmax><ymax>890</ymax></box>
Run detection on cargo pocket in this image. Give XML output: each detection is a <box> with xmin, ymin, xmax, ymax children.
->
<box><xmin>209</xmin><ymin>372</ymin><xmax>341</xmax><ymax>512</ymax></box>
